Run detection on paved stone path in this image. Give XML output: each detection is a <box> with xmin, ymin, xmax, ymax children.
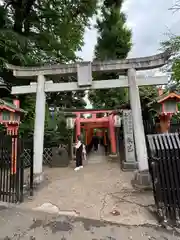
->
<box><xmin>0</xmin><ymin>206</ymin><xmax>179</xmax><ymax>240</ymax></box>
<box><xmin>20</xmin><ymin>148</ymin><xmax>156</xmax><ymax>226</ymax></box>
<box><xmin>88</xmin><ymin>146</ymin><xmax>106</xmax><ymax>164</ymax></box>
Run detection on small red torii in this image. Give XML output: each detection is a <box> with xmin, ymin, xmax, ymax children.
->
<box><xmin>73</xmin><ymin>109</ymin><xmax>117</xmax><ymax>155</ymax></box>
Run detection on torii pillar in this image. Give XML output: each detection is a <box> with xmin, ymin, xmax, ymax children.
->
<box><xmin>33</xmin><ymin>75</ymin><xmax>46</xmax><ymax>183</ymax></box>
<box><xmin>128</xmin><ymin>69</ymin><xmax>148</xmax><ymax>171</ymax></box>
<box><xmin>128</xmin><ymin>68</ymin><xmax>151</xmax><ymax>187</ymax></box>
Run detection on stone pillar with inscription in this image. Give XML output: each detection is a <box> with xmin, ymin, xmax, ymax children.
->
<box><xmin>122</xmin><ymin>110</ymin><xmax>138</xmax><ymax>170</ymax></box>
<box><xmin>128</xmin><ymin>68</ymin><xmax>152</xmax><ymax>189</ymax></box>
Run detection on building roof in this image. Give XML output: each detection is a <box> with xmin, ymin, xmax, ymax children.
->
<box><xmin>148</xmin><ymin>91</ymin><xmax>180</xmax><ymax>106</ymax></box>
<box><xmin>0</xmin><ymin>99</ymin><xmax>26</xmax><ymax>113</ymax></box>
<box><xmin>157</xmin><ymin>92</ymin><xmax>180</xmax><ymax>103</ymax></box>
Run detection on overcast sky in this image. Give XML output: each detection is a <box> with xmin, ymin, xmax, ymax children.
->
<box><xmin>78</xmin><ymin>0</ymin><xmax>180</xmax><ymax>61</ymax></box>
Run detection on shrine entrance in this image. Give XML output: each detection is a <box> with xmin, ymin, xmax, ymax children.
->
<box><xmin>6</xmin><ymin>51</ymin><xmax>170</xmax><ymax>183</ymax></box>
<box><xmin>82</xmin><ymin>123</ymin><xmax>110</xmax><ymax>156</ymax></box>
<box><xmin>65</xmin><ymin>108</ymin><xmax>137</xmax><ymax>169</ymax></box>
<box><xmin>70</xmin><ymin>109</ymin><xmax>117</xmax><ymax>156</ymax></box>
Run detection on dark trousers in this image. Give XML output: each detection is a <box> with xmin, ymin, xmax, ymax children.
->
<box><xmin>94</xmin><ymin>142</ymin><xmax>98</xmax><ymax>151</ymax></box>
<box><xmin>76</xmin><ymin>155</ymin><xmax>82</xmax><ymax>167</ymax></box>
<box><xmin>76</xmin><ymin>145</ymin><xmax>83</xmax><ymax>167</ymax></box>
<box><xmin>104</xmin><ymin>145</ymin><xmax>108</xmax><ymax>155</ymax></box>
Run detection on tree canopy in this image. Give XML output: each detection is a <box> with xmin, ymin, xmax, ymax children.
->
<box><xmin>0</xmin><ymin>0</ymin><xmax>98</xmax><ymax>67</ymax></box>
<box><xmin>161</xmin><ymin>35</ymin><xmax>180</xmax><ymax>82</ymax></box>
<box><xmin>0</xmin><ymin>0</ymin><xmax>98</xmax><ymax>137</ymax></box>
<box><xmin>89</xmin><ymin>0</ymin><xmax>132</xmax><ymax>109</ymax></box>
<box><xmin>139</xmin><ymin>86</ymin><xmax>158</xmax><ymax>120</ymax></box>
<box><xmin>161</xmin><ymin>3</ymin><xmax>180</xmax><ymax>120</ymax></box>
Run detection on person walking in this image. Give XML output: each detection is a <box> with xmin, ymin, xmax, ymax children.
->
<box><xmin>93</xmin><ymin>134</ymin><xmax>99</xmax><ymax>152</ymax></box>
<box><xmin>74</xmin><ymin>135</ymin><xmax>83</xmax><ymax>171</ymax></box>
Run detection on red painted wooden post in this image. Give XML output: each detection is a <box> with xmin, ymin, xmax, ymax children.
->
<box><xmin>109</xmin><ymin>114</ymin><xmax>116</xmax><ymax>154</ymax></box>
<box><xmin>13</xmin><ymin>99</ymin><xmax>20</xmax><ymax>108</ymax></box>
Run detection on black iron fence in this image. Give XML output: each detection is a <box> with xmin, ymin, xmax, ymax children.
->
<box><xmin>0</xmin><ymin>133</ymin><xmax>34</xmax><ymax>203</ymax></box>
<box><xmin>169</xmin><ymin>123</ymin><xmax>180</xmax><ymax>133</ymax></box>
<box><xmin>143</xmin><ymin>120</ymin><xmax>157</xmax><ymax>135</ymax></box>
<box><xmin>143</xmin><ymin>119</ymin><xmax>180</xmax><ymax>135</ymax></box>
<box><xmin>0</xmin><ymin>133</ymin><xmax>21</xmax><ymax>203</ymax></box>
<box><xmin>146</xmin><ymin>133</ymin><xmax>180</xmax><ymax>225</ymax></box>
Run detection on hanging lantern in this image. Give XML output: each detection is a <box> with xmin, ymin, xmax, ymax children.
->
<box><xmin>66</xmin><ymin>117</ymin><xmax>75</xmax><ymax>129</ymax></box>
<box><xmin>114</xmin><ymin>115</ymin><xmax>121</xmax><ymax>127</ymax></box>
<box><xmin>49</xmin><ymin>106</ymin><xmax>55</xmax><ymax>119</ymax></box>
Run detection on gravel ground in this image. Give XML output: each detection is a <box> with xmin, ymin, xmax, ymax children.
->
<box><xmin>0</xmin><ymin>205</ymin><xmax>179</xmax><ymax>240</ymax></box>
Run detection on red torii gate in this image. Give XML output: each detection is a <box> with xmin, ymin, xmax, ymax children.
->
<box><xmin>73</xmin><ymin>109</ymin><xmax>117</xmax><ymax>155</ymax></box>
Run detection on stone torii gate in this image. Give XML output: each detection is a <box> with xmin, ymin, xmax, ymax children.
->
<box><xmin>6</xmin><ymin>51</ymin><xmax>170</xmax><ymax>183</ymax></box>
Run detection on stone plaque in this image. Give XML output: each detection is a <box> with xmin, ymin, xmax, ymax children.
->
<box><xmin>77</xmin><ymin>62</ymin><xmax>92</xmax><ymax>87</ymax></box>
<box><xmin>123</xmin><ymin>110</ymin><xmax>136</xmax><ymax>163</ymax></box>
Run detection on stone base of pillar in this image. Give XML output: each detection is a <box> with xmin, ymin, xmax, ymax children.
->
<box><xmin>33</xmin><ymin>172</ymin><xmax>44</xmax><ymax>185</ymax></box>
<box><xmin>109</xmin><ymin>153</ymin><xmax>118</xmax><ymax>158</ymax></box>
<box><xmin>131</xmin><ymin>170</ymin><xmax>152</xmax><ymax>190</ymax></box>
<box><xmin>108</xmin><ymin>153</ymin><xmax>118</xmax><ymax>162</ymax></box>
<box><xmin>122</xmin><ymin>161</ymin><xmax>138</xmax><ymax>171</ymax></box>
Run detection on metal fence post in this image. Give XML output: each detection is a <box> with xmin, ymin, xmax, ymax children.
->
<box><xmin>29</xmin><ymin>148</ymin><xmax>34</xmax><ymax>196</ymax></box>
<box><xmin>19</xmin><ymin>138</ymin><xmax>24</xmax><ymax>203</ymax></box>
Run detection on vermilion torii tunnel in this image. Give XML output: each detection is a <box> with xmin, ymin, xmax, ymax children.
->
<box><xmin>65</xmin><ymin>109</ymin><xmax>120</xmax><ymax>156</ymax></box>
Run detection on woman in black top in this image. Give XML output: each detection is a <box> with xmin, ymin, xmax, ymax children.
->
<box><xmin>74</xmin><ymin>135</ymin><xmax>83</xmax><ymax>171</ymax></box>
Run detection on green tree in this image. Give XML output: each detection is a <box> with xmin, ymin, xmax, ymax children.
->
<box><xmin>161</xmin><ymin>33</ymin><xmax>180</xmax><ymax>121</ymax></box>
<box><xmin>169</xmin><ymin>0</ymin><xmax>180</xmax><ymax>11</ymax></box>
<box><xmin>161</xmin><ymin>35</ymin><xmax>180</xmax><ymax>82</ymax></box>
<box><xmin>161</xmin><ymin>0</ymin><xmax>180</xmax><ymax>82</ymax></box>
<box><xmin>139</xmin><ymin>86</ymin><xmax>158</xmax><ymax>120</ymax></box>
<box><xmin>0</xmin><ymin>0</ymin><xmax>98</xmax><ymax>67</ymax></box>
<box><xmin>0</xmin><ymin>0</ymin><xmax>98</xmax><ymax>136</ymax></box>
<box><xmin>89</xmin><ymin>0</ymin><xmax>132</xmax><ymax>109</ymax></box>
<box><xmin>18</xmin><ymin>95</ymin><xmax>36</xmax><ymax>136</ymax></box>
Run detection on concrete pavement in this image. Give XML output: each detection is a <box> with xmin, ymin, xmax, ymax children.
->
<box><xmin>21</xmin><ymin>155</ymin><xmax>156</xmax><ymax>226</ymax></box>
<box><xmin>0</xmin><ymin>204</ymin><xmax>179</xmax><ymax>240</ymax></box>
<box><xmin>0</xmin><ymin>149</ymin><xmax>178</xmax><ymax>239</ymax></box>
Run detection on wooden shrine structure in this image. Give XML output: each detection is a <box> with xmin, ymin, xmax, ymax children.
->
<box><xmin>0</xmin><ymin>98</ymin><xmax>25</xmax><ymax>175</ymax></box>
<box><xmin>149</xmin><ymin>88</ymin><xmax>180</xmax><ymax>133</ymax></box>
<box><xmin>0</xmin><ymin>99</ymin><xmax>25</xmax><ymax>135</ymax></box>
